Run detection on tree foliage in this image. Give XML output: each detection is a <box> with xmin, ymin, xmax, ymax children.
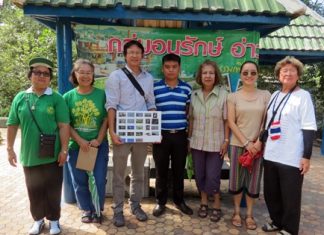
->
<box><xmin>0</xmin><ymin>0</ymin><xmax>57</xmax><ymax>116</ymax></box>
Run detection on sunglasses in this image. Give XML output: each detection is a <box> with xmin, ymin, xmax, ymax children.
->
<box><xmin>32</xmin><ymin>70</ymin><xmax>50</xmax><ymax>78</ymax></box>
<box><xmin>242</xmin><ymin>71</ymin><xmax>257</xmax><ymax>76</ymax></box>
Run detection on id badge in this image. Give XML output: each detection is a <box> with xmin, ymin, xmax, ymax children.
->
<box><xmin>269</xmin><ymin>120</ymin><xmax>281</xmax><ymax>140</ymax></box>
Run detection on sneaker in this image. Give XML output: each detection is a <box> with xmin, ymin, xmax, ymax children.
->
<box><xmin>113</xmin><ymin>212</ymin><xmax>125</xmax><ymax>227</ymax></box>
<box><xmin>132</xmin><ymin>206</ymin><xmax>148</xmax><ymax>221</ymax></box>
<box><xmin>49</xmin><ymin>220</ymin><xmax>61</xmax><ymax>235</ymax></box>
<box><xmin>28</xmin><ymin>219</ymin><xmax>45</xmax><ymax>235</ymax></box>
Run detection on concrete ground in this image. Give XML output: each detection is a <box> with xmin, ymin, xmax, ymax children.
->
<box><xmin>0</xmin><ymin>128</ymin><xmax>323</xmax><ymax>235</ymax></box>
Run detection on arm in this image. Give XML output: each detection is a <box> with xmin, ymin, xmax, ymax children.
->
<box><xmin>108</xmin><ymin>108</ymin><xmax>122</xmax><ymax>145</ymax></box>
<box><xmin>146</xmin><ymin>75</ymin><xmax>156</xmax><ymax>110</ymax></box>
<box><xmin>7</xmin><ymin>125</ymin><xmax>19</xmax><ymax>167</ymax></box>
<box><xmin>299</xmin><ymin>129</ymin><xmax>315</xmax><ymax>175</ymax></box>
<box><xmin>89</xmin><ymin>118</ymin><xmax>108</xmax><ymax>147</ymax></box>
<box><xmin>220</xmin><ymin>120</ymin><xmax>230</xmax><ymax>157</ymax></box>
<box><xmin>57</xmin><ymin>123</ymin><xmax>70</xmax><ymax>166</ymax></box>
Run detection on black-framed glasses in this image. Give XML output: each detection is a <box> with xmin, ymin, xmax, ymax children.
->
<box><xmin>32</xmin><ymin>70</ymin><xmax>50</xmax><ymax>78</ymax></box>
<box><xmin>242</xmin><ymin>71</ymin><xmax>257</xmax><ymax>76</ymax></box>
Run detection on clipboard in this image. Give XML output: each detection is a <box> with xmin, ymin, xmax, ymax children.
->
<box><xmin>76</xmin><ymin>146</ymin><xmax>98</xmax><ymax>171</ymax></box>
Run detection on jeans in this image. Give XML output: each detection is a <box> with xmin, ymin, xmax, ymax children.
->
<box><xmin>67</xmin><ymin>141</ymin><xmax>109</xmax><ymax>211</ymax></box>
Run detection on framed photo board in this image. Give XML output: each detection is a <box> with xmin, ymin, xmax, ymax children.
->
<box><xmin>116</xmin><ymin>111</ymin><xmax>162</xmax><ymax>143</ymax></box>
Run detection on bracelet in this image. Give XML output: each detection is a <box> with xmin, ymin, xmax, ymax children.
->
<box><xmin>224</xmin><ymin>138</ymin><xmax>229</xmax><ymax>142</ymax></box>
<box><xmin>243</xmin><ymin>140</ymin><xmax>250</xmax><ymax>147</ymax></box>
<box><xmin>187</xmin><ymin>137</ymin><xmax>191</xmax><ymax>141</ymax></box>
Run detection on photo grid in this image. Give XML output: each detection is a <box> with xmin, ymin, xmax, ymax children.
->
<box><xmin>116</xmin><ymin>111</ymin><xmax>162</xmax><ymax>143</ymax></box>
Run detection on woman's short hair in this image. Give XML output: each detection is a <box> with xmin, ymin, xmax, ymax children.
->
<box><xmin>274</xmin><ymin>56</ymin><xmax>304</xmax><ymax>78</ymax></box>
<box><xmin>195</xmin><ymin>60</ymin><xmax>222</xmax><ymax>87</ymax></box>
<box><xmin>69</xmin><ymin>59</ymin><xmax>95</xmax><ymax>86</ymax></box>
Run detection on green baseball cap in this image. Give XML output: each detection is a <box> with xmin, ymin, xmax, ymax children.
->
<box><xmin>29</xmin><ymin>57</ymin><xmax>54</xmax><ymax>69</ymax></box>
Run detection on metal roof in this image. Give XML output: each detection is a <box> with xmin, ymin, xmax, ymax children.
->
<box><xmin>15</xmin><ymin>0</ymin><xmax>288</xmax><ymax>14</ymax></box>
<box><xmin>260</xmin><ymin>9</ymin><xmax>324</xmax><ymax>64</ymax></box>
<box><xmin>13</xmin><ymin>0</ymin><xmax>301</xmax><ymax>36</ymax></box>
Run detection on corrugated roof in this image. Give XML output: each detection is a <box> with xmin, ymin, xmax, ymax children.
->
<box><xmin>13</xmin><ymin>0</ymin><xmax>291</xmax><ymax>16</ymax></box>
<box><xmin>260</xmin><ymin>13</ymin><xmax>324</xmax><ymax>52</ymax></box>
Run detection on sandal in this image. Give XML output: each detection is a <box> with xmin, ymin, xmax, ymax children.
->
<box><xmin>262</xmin><ymin>222</ymin><xmax>280</xmax><ymax>232</ymax></box>
<box><xmin>81</xmin><ymin>211</ymin><xmax>93</xmax><ymax>223</ymax></box>
<box><xmin>231</xmin><ymin>213</ymin><xmax>242</xmax><ymax>227</ymax></box>
<box><xmin>198</xmin><ymin>204</ymin><xmax>208</xmax><ymax>218</ymax></box>
<box><xmin>210</xmin><ymin>208</ymin><xmax>222</xmax><ymax>222</ymax></box>
<box><xmin>92</xmin><ymin>213</ymin><xmax>102</xmax><ymax>224</ymax></box>
<box><xmin>245</xmin><ymin>216</ymin><xmax>257</xmax><ymax>230</ymax></box>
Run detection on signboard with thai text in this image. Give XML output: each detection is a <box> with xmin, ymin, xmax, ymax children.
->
<box><xmin>74</xmin><ymin>25</ymin><xmax>259</xmax><ymax>92</ymax></box>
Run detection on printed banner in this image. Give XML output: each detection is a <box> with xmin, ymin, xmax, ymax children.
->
<box><xmin>74</xmin><ymin>25</ymin><xmax>260</xmax><ymax>92</ymax></box>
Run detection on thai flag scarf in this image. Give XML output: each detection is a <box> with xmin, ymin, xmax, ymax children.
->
<box><xmin>268</xmin><ymin>85</ymin><xmax>297</xmax><ymax>141</ymax></box>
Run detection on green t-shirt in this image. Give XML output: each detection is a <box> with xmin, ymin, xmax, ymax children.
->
<box><xmin>7</xmin><ymin>89</ymin><xmax>70</xmax><ymax>167</ymax></box>
<box><xmin>63</xmin><ymin>87</ymin><xmax>107</xmax><ymax>150</ymax></box>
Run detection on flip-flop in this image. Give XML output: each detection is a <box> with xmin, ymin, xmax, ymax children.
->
<box><xmin>245</xmin><ymin>216</ymin><xmax>257</xmax><ymax>230</ymax></box>
<box><xmin>232</xmin><ymin>213</ymin><xmax>242</xmax><ymax>227</ymax></box>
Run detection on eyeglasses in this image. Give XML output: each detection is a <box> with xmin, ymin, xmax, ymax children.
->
<box><xmin>32</xmin><ymin>71</ymin><xmax>50</xmax><ymax>78</ymax></box>
<box><xmin>242</xmin><ymin>71</ymin><xmax>257</xmax><ymax>76</ymax></box>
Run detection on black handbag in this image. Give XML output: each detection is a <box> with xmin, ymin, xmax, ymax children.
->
<box><xmin>25</xmin><ymin>94</ymin><xmax>56</xmax><ymax>158</ymax></box>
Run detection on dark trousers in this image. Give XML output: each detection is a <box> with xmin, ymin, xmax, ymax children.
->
<box><xmin>153</xmin><ymin>130</ymin><xmax>187</xmax><ymax>205</ymax></box>
<box><xmin>23</xmin><ymin>162</ymin><xmax>63</xmax><ymax>221</ymax></box>
<box><xmin>263</xmin><ymin>160</ymin><xmax>304</xmax><ymax>235</ymax></box>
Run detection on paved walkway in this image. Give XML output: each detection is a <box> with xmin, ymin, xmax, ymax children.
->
<box><xmin>0</xmin><ymin>128</ymin><xmax>323</xmax><ymax>235</ymax></box>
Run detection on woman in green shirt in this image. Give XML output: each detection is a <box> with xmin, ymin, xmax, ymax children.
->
<box><xmin>63</xmin><ymin>59</ymin><xmax>108</xmax><ymax>224</ymax></box>
<box><xmin>6</xmin><ymin>57</ymin><xmax>70</xmax><ymax>235</ymax></box>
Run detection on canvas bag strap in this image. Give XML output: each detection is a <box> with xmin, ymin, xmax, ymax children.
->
<box><xmin>122</xmin><ymin>67</ymin><xmax>145</xmax><ymax>97</ymax></box>
<box><xmin>24</xmin><ymin>94</ymin><xmax>44</xmax><ymax>134</ymax></box>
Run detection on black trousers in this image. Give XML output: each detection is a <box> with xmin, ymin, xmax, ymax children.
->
<box><xmin>153</xmin><ymin>130</ymin><xmax>188</xmax><ymax>205</ymax></box>
<box><xmin>23</xmin><ymin>162</ymin><xmax>63</xmax><ymax>221</ymax></box>
<box><xmin>263</xmin><ymin>160</ymin><xmax>304</xmax><ymax>235</ymax></box>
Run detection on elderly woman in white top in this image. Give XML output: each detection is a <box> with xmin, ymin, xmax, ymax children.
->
<box><xmin>262</xmin><ymin>56</ymin><xmax>317</xmax><ymax>235</ymax></box>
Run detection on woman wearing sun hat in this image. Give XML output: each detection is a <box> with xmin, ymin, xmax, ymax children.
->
<box><xmin>6</xmin><ymin>57</ymin><xmax>70</xmax><ymax>235</ymax></box>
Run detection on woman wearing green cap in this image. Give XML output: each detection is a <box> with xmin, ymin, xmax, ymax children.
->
<box><xmin>6</xmin><ymin>57</ymin><xmax>70</xmax><ymax>235</ymax></box>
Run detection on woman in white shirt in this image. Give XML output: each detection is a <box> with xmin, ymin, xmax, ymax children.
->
<box><xmin>262</xmin><ymin>56</ymin><xmax>317</xmax><ymax>235</ymax></box>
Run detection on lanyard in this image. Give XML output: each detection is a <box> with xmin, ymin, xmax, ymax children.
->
<box><xmin>271</xmin><ymin>85</ymin><xmax>297</xmax><ymax>121</ymax></box>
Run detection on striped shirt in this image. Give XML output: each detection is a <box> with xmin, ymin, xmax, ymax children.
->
<box><xmin>154</xmin><ymin>79</ymin><xmax>192</xmax><ymax>130</ymax></box>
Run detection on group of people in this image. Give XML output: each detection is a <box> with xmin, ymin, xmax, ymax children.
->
<box><xmin>6</xmin><ymin>40</ymin><xmax>316</xmax><ymax>235</ymax></box>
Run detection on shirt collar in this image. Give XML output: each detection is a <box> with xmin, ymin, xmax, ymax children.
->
<box><xmin>125</xmin><ymin>65</ymin><xmax>145</xmax><ymax>76</ymax></box>
<box><xmin>194</xmin><ymin>85</ymin><xmax>221</xmax><ymax>100</ymax></box>
<box><xmin>26</xmin><ymin>87</ymin><xmax>53</xmax><ymax>95</ymax></box>
<box><xmin>162</xmin><ymin>78</ymin><xmax>182</xmax><ymax>89</ymax></box>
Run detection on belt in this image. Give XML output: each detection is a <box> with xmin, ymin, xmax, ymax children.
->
<box><xmin>162</xmin><ymin>129</ymin><xmax>186</xmax><ymax>134</ymax></box>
